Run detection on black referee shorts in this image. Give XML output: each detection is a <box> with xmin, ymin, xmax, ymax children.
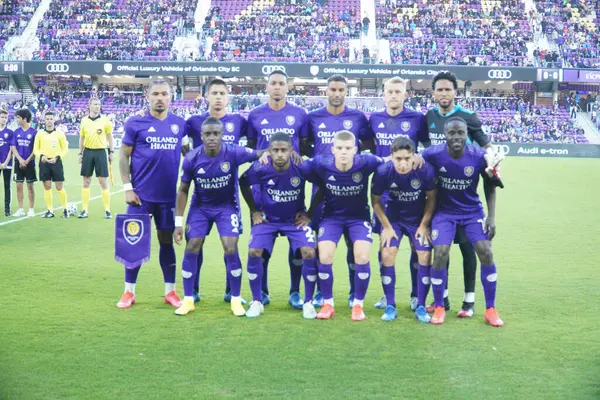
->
<box><xmin>13</xmin><ymin>159</ymin><xmax>37</xmax><ymax>183</ymax></box>
<box><xmin>39</xmin><ymin>158</ymin><xmax>65</xmax><ymax>182</ymax></box>
<box><xmin>81</xmin><ymin>148</ymin><xmax>109</xmax><ymax>178</ymax></box>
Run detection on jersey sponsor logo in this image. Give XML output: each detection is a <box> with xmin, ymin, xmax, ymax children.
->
<box><xmin>286</xmin><ymin>115</ymin><xmax>295</xmax><ymax>126</ymax></box>
<box><xmin>123</xmin><ymin>219</ymin><xmax>144</xmax><ymax>245</ymax></box>
<box><xmin>225</xmin><ymin>122</ymin><xmax>234</xmax><ymax>132</ymax></box>
<box><xmin>290</xmin><ymin>176</ymin><xmax>301</xmax><ymax>187</ymax></box>
<box><xmin>411</xmin><ymin>179</ymin><xmax>421</xmax><ymax>189</ymax></box>
<box><xmin>261</xmin><ymin>118</ymin><xmax>269</xmax><ymax>125</ymax></box>
<box><xmin>401</xmin><ymin>121</ymin><xmax>411</xmax><ymax>132</ymax></box>
<box><xmin>352</xmin><ymin>172</ymin><xmax>362</xmax><ymax>183</ymax></box>
<box><xmin>464</xmin><ymin>166</ymin><xmax>474</xmax><ymax>177</ymax></box>
<box><xmin>318</xmin><ymin>122</ymin><xmax>326</xmax><ymax>128</ymax></box>
<box><xmin>220</xmin><ymin>162</ymin><xmax>230</xmax><ymax>173</ymax></box>
<box><xmin>343</xmin><ymin>120</ymin><xmax>353</xmax><ymax>129</ymax></box>
<box><xmin>171</xmin><ymin>124</ymin><xmax>179</xmax><ymax>135</ymax></box>
<box><xmin>431</xmin><ymin>229</ymin><xmax>438</xmax><ymax>240</ymax></box>
<box><xmin>148</xmin><ymin>127</ymin><xmax>156</xmax><ymax>132</ymax></box>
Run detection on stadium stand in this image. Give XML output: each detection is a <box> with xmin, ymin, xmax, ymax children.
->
<box><xmin>0</xmin><ymin>0</ymin><xmax>39</xmax><ymax>46</ymax></box>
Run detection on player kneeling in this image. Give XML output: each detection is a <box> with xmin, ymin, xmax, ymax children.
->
<box><xmin>371</xmin><ymin>137</ymin><xmax>436</xmax><ymax>322</ymax></box>
<box><xmin>422</xmin><ymin>117</ymin><xmax>503</xmax><ymax>327</ymax></box>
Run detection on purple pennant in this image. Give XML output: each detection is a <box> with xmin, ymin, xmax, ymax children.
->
<box><xmin>115</xmin><ymin>214</ymin><xmax>152</xmax><ymax>269</ymax></box>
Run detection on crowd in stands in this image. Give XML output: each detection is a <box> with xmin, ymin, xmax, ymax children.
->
<box><xmin>0</xmin><ymin>0</ymin><xmax>39</xmax><ymax>46</ymax></box>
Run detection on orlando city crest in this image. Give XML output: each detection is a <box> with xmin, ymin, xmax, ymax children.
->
<box><xmin>286</xmin><ymin>115</ymin><xmax>295</xmax><ymax>126</ymax></box>
<box><xmin>401</xmin><ymin>121</ymin><xmax>411</xmax><ymax>132</ymax></box>
<box><xmin>171</xmin><ymin>124</ymin><xmax>179</xmax><ymax>135</ymax></box>
<box><xmin>226</xmin><ymin>122</ymin><xmax>234</xmax><ymax>132</ymax></box>
<box><xmin>290</xmin><ymin>176</ymin><xmax>301</xmax><ymax>187</ymax></box>
<box><xmin>343</xmin><ymin>120</ymin><xmax>353</xmax><ymax>129</ymax></box>
<box><xmin>27</xmin><ymin>134</ymin><xmax>32</xmax><ymax>139</ymax></box>
<box><xmin>431</xmin><ymin>229</ymin><xmax>438</xmax><ymax>241</ymax></box>
<box><xmin>411</xmin><ymin>179</ymin><xmax>421</xmax><ymax>189</ymax></box>
<box><xmin>221</xmin><ymin>162</ymin><xmax>231</xmax><ymax>173</ymax></box>
<box><xmin>123</xmin><ymin>219</ymin><xmax>144</xmax><ymax>245</ymax></box>
<box><xmin>318</xmin><ymin>227</ymin><xmax>325</xmax><ymax>238</ymax></box>
<box><xmin>464</xmin><ymin>166</ymin><xmax>474</xmax><ymax>177</ymax></box>
<box><xmin>352</xmin><ymin>172</ymin><xmax>362</xmax><ymax>183</ymax></box>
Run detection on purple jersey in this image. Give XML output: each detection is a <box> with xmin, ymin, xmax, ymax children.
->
<box><xmin>181</xmin><ymin>144</ymin><xmax>257</xmax><ymax>207</ymax></box>
<box><xmin>185</xmin><ymin>112</ymin><xmax>247</xmax><ymax>148</ymax></box>
<box><xmin>371</xmin><ymin>161</ymin><xmax>436</xmax><ymax>225</ymax></box>
<box><xmin>0</xmin><ymin>127</ymin><xmax>14</xmax><ymax>167</ymax></box>
<box><xmin>122</xmin><ymin>112</ymin><xmax>186</xmax><ymax>203</ymax></box>
<box><xmin>241</xmin><ymin>160</ymin><xmax>312</xmax><ymax>223</ymax></box>
<box><xmin>11</xmin><ymin>127</ymin><xmax>37</xmax><ymax>160</ymax></box>
<box><xmin>247</xmin><ymin>102</ymin><xmax>308</xmax><ymax>152</ymax></box>
<box><xmin>308</xmin><ymin>106</ymin><xmax>373</xmax><ymax>155</ymax></box>
<box><xmin>422</xmin><ymin>143</ymin><xmax>488</xmax><ymax>215</ymax></box>
<box><xmin>307</xmin><ymin>154</ymin><xmax>383</xmax><ymax>220</ymax></box>
<box><xmin>369</xmin><ymin>108</ymin><xmax>429</xmax><ymax>157</ymax></box>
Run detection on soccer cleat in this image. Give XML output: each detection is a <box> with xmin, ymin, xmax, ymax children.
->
<box><xmin>288</xmin><ymin>292</ymin><xmax>304</xmax><ymax>309</ymax></box>
<box><xmin>27</xmin><ymin>209</ymin><xmax>35</xmax><ymax>217</ymax></box>
<box><xmin>261</xmin><ymin>292</ymin><xmax>270</xmax><ymax>306</ymax></box>
<box><xmin>381</xmin><ymin>305</ymin><xmax>398</xmax><ymax>321</ymax></box>
<box><xmin>302</xmin><ymin>302</ymin><xmax>317</xmax><ymax>319</ymax></box>
<box><xmin>457</xmin><ymin>302</ymin><xmax>475</xmax><ymax>318</ymax></box>
<box><xmin>116</xmin><ymin>291</ymin><xmax>136</xmax><ymax>309</ymax></box>
<box><xmin>316</xmin><ymin>304</ymin><xmax>335</xmax><ymax>320</ymax></box>
<box><xmin>164</xmin><ymin>290</ymin><xmax>182</xmax><ymax>308</ymax></box>
<box><xmin>175</xmin><ymin>298</ymin><xmax>195</xmax><ymax>316</ymax></box>
<box><xmin>4</xmin><ymin>211</ymin><xmax>10</xmax><ymax>217</ymax></box>
<box><xmin>484</xmin><ymin>307</ymin><xmax>504</xmax><ymax>327</ymax></box>
<box><xmin>224</xmin><ymin>291</ymin><xmax>247</xmax><ymax>305</ymax></box>
<box><xmin>41</xmin><ymin>210</ymin><xmax>55</xmax><ymax>219</ymax></box>
<box><xmin>104</xmin><ymin>211</ymin><xmax>112</xmax><ymax>219</ymax></box>
<box><xmin>410</xmin><ymin>296</ymin><xmax>418</xmax><ymax>311</ymax></box>
<box><xmin>430</xmin><ymin>307</ymin><xmax>446</xmax><ymax>325</ymax></box>
<box><xmin>374</xmin><ymin>295</ymin><xmax>387</xmax><ymax>309</ymax></box>
<box><xmin>245</xmin><ymin>301</ymin><xmax>264</xmax><ymax>318</ymax></box>
<box><xmin>426</xmin><ymin>297</ymin><xmax>450</xmax><ymax>313</ymax></box>
<box><xmin>78</xmin><ymin>210</ymin><xmax>88</xmax><ymax>219</ymax></box>
<box><xmin>192</xmin><ymin>290</ymin><xmax>201</xmax><ymax>303</ymax></box>
<box><xmin>312</xmin><ymin>290</ymin><xmax>324</xmax><ymax>307</ymax></box>
<box><xmin>62</xmin><ymin>209</ymin><xmax>69</xmax><ymax>219</ymax></box>
<box><xmin>231</xmin><ymin>298</ymin><xmax>246</xmax><ymax>317</ymax></box>
<box><xmin>348</xmin><ymin>292</ymin><xmax>354</xmax><ymax>308</ymax></box>
<box><xmin>12</xmin><ymin>209</ymin><xmax>25</xmax><ymax>217</ymax></box>
<box><xmin>351</xmin><ymin>304</ymin><xmax>366</xmax><ymax>321</ymax></box>
<box><xmin>415</xmin><ymin>305</ymin><xmax>431</xmax><ymax>323</ymax></box>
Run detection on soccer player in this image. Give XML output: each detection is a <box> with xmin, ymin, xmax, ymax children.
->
<box><xmin>33</xmin><ymin>111</ymin><xmax>69</xmax><ymax>219</ymax></box>
<box><xmin>305</xmin><ymin>130</ymin><xmax>383</xmax><ymax>321</ymax></box>
<box><xmin>78</xmin><ymin>97</ymin><xmax>114</xmax><ymax>219</ymax></box>
<box><xmin>369</xmin><ymin>77</ymin><xmax>430</xmax><ymax>312</ymax></box>
<box><xmin>425</xmin><ymin>71</ymin><xmax>501</xmax><ymax>317</ymax></box>
<box><xmin>173</xmin><ymin>117</ymin><xmax>267</xmax><ymax>317</ymax></box>
<box><xmin>307</xmin><ymin>74</ymin><xmax>374</xmax><ymax>307</ymax></box>
<box><xmin>247</xmin><ymin>70</ymin><xmax>308</xmax><ymax>308</ymax></box>
<box><xmin>0</xmin><ymin>109</ymin><xmax>13</xmax><ymax>216</ymax></box>
<box><xmin>116</xmin><ymin>80</ymin><xmax>188</xmax><ymax>309</ymax></box>
<box><xmin>422</xmin><ymin>117</ymin><xmax>503</xmax><ymax>327</ymax></box>
<box><xmin>10</xmin><ymin>108</ymin><xmax>37</xmax><ymax>217</ymax></box>
<box><xmin>239</xmin><ymin>133</ymin><xmax>320</xmax><ymax>319</ymax></box>
<box><xmin>371</xmin><ymin>136</ymin><xmax>436</xmax><ymax>322</ymax></box>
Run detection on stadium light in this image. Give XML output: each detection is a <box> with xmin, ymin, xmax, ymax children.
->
<box><xmin>498</xmin><ymin>81</ymin><xmax>505</xmax><ymax>84</ymax></box>
<box><xmin>417</xmin><ymin>79</ymin><xmax>423</xmax><ymax>83</ymax></box>
<box><xmin>484</xmin><ymin>80</ymin><xmax>491</xmax><ymax>84</ymax></box>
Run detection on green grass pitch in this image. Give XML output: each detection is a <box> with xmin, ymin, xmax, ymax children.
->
<box><xmin>0</xmin><ymin>150</ymin><xmax>599</xmax><ymax>399</ymax></box>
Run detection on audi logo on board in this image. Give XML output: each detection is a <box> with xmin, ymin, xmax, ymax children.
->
<box><xmin>487</xmin><ymin>69</ymin><xmax>512</xmax><ymax>79</ymax></box>
<box><xmin>262</xmin><ymin>65</ymin><xmax>286</xmax><ymax>75</ymax></box>
<box><xmin>46</xmin><ymin>63</ymin><xmax>70</xmax><ymax>73</ymax></box>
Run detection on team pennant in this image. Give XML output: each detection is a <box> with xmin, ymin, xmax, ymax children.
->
<box><xmin>115</xmin><ymin>214</ymin><xmax>152</xmax><ymax>269</ymax></box>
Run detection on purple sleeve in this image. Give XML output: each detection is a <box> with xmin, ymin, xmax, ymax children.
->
<box><xmin>417</xmin><ymin>114</ymin><xmax>430</xmax><ymax>145</ymax></box>
<box><xmin>371</xmin><ymin>167</ymin><xmax>387</xmax><ymax>196</ymax></box>
<box><xmin>246</xmin><ymin>113</ymin><xmax>257</xmax><ymax>142</ymax></box>
<box><xmin>364</xmin><ymin>154</ymin><xmax>384</xmax><ymax>173</ymax></box>
<box><xmin>180</xmin><ymin>155</ymin><xmax>194</xmax><ymax>184</ymax></box>
<box><xmin>298</xmin><ymin>159</ymin><xmax>320</xmax><ymax>183</ymax></box>
<box><xmin>235</xmin><ymin>145</ymin><xmax>258</xmax><ymax>165</ymax></box>
<box><xmin>423</xmin><ymin>164</ymin><xmax>437</xmax><ymax>191</ymax></box>
<box><xmin>421</xmin><ymin>146</ymin><xmax>433</xmax><ymax>163</ymax></box>
<box><xmin>10</xmin><ymin>131</ymin><xmax>16</xmax><ymax>146</ymax></box>
<box><xmin>122</xmin><ymin>118</ymin><xmax>137</xmax><ymax>146</ymax></box>
<box><xmin>297</xmin><ymin>110</ymin><xmax>309</xmax><ymax>139</ymax></box>
<box><xmin>240</xmin><ymin>162</ymin><xmax>260</xmax><ymax>185</ymax></box>
<box><xmin>358</xmin><ymin>113</ymin><xmax>374</xmax><ymax>143</ymax></box>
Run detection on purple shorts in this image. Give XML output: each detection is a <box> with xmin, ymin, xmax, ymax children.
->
<box><xmin>318</xmin><ymin>216</ymin><xmax>373</xmax><ymax>244</ymax></box>
<box><xmin>431</xmin><ymin>212</ymin><xmax>489</xmax><ymax>246</ymax></box>
<box><xmin>250</xmin><ymin>222</ymin><xmax>316</xmax><ymax>254</ymax></box>
<box><xmin>186</xmin><ymin>206</ymin><xmax>241</xmax><ymax>239</ymax></box>
<box><xmin>127</xmin><ymin>201</ymin><xmax>174</xmax><ymax>231</ymax></box>
<box><xmin>385</xmin><ymin>221</ymin><xmax>431</xmax><ymax>252</ymax></box>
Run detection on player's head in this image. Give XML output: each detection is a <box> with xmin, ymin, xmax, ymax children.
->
<box><xmin>432</xmin><ymin>72</ymin><xmax>458</xmax><ymax>110</ymax></box>
<box><xmin>383</xmin><ymin>77</ymin><xmax>407</xmax><ymax>111</ymax></box>
<box><xmin>331</xmin><ymin>130</ymin><xmax>357</xmax><ymax>165</ymax></box>
<box><xmin>0</xmin><ymin>109</ymin><xmax>7</xmax><ymax>127</ymax></box>
<box><xmin>266</xmin><ymin>70</ymin><xmax>288</xmax><ymax>102</ymax></box>
<box><xmin>147</xmin><ymin>79</ymin><xmax>171</xmax><ymax>113</ymax></box>
<box><xmin>206</xmin><ymin>78</ymin><xmax>229</xmax><ymax>111</ymax></box>
<box><xmin>88</xmin><ymin>97</ymin><xmax>101</xmax><ymax>115</ymax></box>
<box><xmin>44</xmin><ymin>111</ymin><xmax>55</xmax><ymax>130</ymax></box>
<box><xmin>326</xmin><ymin>74</ymin><xmax>347</xmax><ymax>108</ymax></box>
<box><xmin>15</xmin><ymin>108</ymin><xmax>32</xmax><ymax>127</ymax></box>
<box><xmin>391</xmin><ymin>136</ymin><xmax>416</xmax><ymax>174</ymax></box>
<box><xmin>444</xmin><ymin>116</ymin><xmax>468</xmax><ymax>152</ymax></box>
<box><xmin>269</xmin><ymin>132</ymin><xmax>292</xmax><ymax>168</ymax></box>
<box><xmin>201</xmin><ymin>116</ymin><xmax>223</xmax><ymax>152</ymax></box>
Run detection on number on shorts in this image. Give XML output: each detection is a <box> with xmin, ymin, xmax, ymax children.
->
<box><xmin>231</xmin><ymin>214</ymin><xmax>239</xmax><ymax>233</ymax></box>
<box><xmin>303</xmin><ymin>226</ymin><xmax>315</xmax><ymax>243</ymax></box>
<box><xmin>477</xmin><ymin>218</ymin><xmax>487</xmax><ymax>233</ymax></box>
<box><xmin>363</xmin><ymin>221</ymin><xmax>373</xmax><ymax>239</ymax></box>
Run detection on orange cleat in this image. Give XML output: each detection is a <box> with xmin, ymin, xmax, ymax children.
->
<box><xmin>117</xmin><ymin>291</ymin><xmax>135</xmax><ymax>309</ymax></box>
<box><xmin>484</xmin><ymin>307</ymin><xmax>504</xmax><ymax>327</ymax></box>
<box><xmin>316</xmin><ymin>304</ymin><xmax>335</xmax><ymax>320</ymax></box>
<box><xmin>164</xmin><ymin>290</ymin><xmax>182</xmax><ymax>308</ymax></box>
<box><xmin>351</xmin><ymin>304</ymin><xmax>366</xmax><ymax>321</ymax></box>
<box><xmin>430</xmin><ymin>306</ymin><xmax>446</xmax><ymax>325</ymax></box>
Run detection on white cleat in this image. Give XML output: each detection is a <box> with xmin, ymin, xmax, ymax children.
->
<box><xmin>27</xmin><ymin>209</ymin><xmax>35</xmax><ymax>217</ymax></box>
<box><xmin>245</xmin><ymin>301</ymin><xmax>264</xmax><ymax>318</ymax></box>
<box><xmin>12</xmin><ymin>209</ymin><xmax>25</xmax><ymax>217</ymax></box>
<box><xmin>302</xmin><ymin>302</ymin><xmax>317</xmax><ymax>319</ymax></box>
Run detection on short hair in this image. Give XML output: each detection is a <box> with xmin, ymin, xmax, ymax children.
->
<box><xmin>88</xmin><ymin>97</ymin><xmax>101</xmax><ymax>105</ymax></box>
<box><xmin>334</xmin><ymin>130</ymin><xmax>355</xmax><ymax>142</ymax></box>
<box><xmin>15</xmin><ymin>108</ymin><xmax>32</xmax><ymax>122</ymax></box>
<box><xmin>44</xmin><ymin>110</ymin><xmax>55</xmax><ymax>117</ymax></box>
<box><xmin>269</xmin><ymin>133</ymin><xmax>291</xmax><ymax>145</ymax></box>
<box><xmin>268</xmin><ymin>70</ymin><xmax>288</xmax><ymax>79</ymax></box>
<box><xmin>327</xmin><ymin>74</ymin><xmax>347</xmax><ymax>85</ymax></box>
<box><xmin>201</xmin><ymin>116</ymin><xmax>223</xmax><ymax>129</ymax></box>
<box><xmin>391</xmin><ymin>136</ymin><xmax>415</xmax><ymax>153</ymax></box>
<box><xmin>444</xmin><ymin>116</ymin><xmax>467</xmax><ymax>130</ymax></box>
<box><xmin>384</xmin><ymin>77</ymin><xmax>407</xmax><ymax>91</ymax></box>
<box><xmin>432</xmin><ymin>71</ymin><xmax>458</xmax><ymax>90</ymax></box>
<box><xmin>207</xmin><ymin>78</ymin><xmax>228</xmax><ymax>93</ymax></box>
<box><xmin>0</xmin><ymin>109</ymin><xmax>8</xmax><ymax>115</ymax></box>
<box><xmin>149</xmin><ymin>79</ymin><xmax>171</xmax><ymax>91</ymax></box>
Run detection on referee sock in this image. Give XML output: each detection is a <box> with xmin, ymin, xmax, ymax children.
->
<box><xmin>57</xmin><ymin>189</ymin><xmax>67</xmax><ymax>210</ymax></box>
<box><xmin>101</xmin><ymin>189</ymin><xmax>110</xmax><ymax>212</ymax></box>
<box><xmin>81</xmin><ymin>188</ymin><xmax>90</xmax><ymax>211</ymax></box>
<box><xmin>43</xmin><ymin>190</ymin><xmax>53</xmax><ymax>211</ymax></box>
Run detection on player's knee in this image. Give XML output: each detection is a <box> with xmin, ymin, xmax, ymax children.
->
<box><xmin>354</xmin><ymin>253</ymin><xmax>370</xmax><ymax>265</ymax></box>
<box><xmin>249</xmin><ymin>248</ymin><xmax>263</xmax><ymax>258</ymax></box>
<box><xmin>300</xmin><ymin>247</ymin><xmax>316</xmax><ymax>259</ymax></box>
<box><xmin>319</xmin><ymin>251</ymin><xmax>334</xmax><ymax>265</ymax></box>
<box><xmin>157</xmin><ymin>231</ymin><xmax>173</xmax><ymax>246</ymax></box>
<box><xmin>222</xmin><ymin>243</ymin><xmax>238</xmax><ymax>255</ymax></box>
<box><xmin>43</xmin><ymin>182</ymin><xmax>51</xmax><ymax>190</ymax></box>
<box><xmin>186</xmin><ymin>239</ymin><xmax>203</xmax><ymax>253</ymax></box>
<box><xmin>475</xmin><ymin>242</ymin><xmax>494</xmax><ymax>265</ymax></box>
<box><xmin>417</xmin><ymin>251</ymin><xmax>432</xmax><ymax>266</ymax></box>
<box><xmin>433</xmin><ymin>246</ymin><xmax>450</xmax><ymax>269</ymax></box>
<box><xmin>380</xmin><ymin>248</ymin><xmax>396</xmax><ymax>266</ymax></box>
<box><xmin>98</xmin><ymin>178</ymin><xmax>108</xmax><ymax>189</ymax></box>
<box><xmin>82</xmin><ymin>177</ymin><xmax>91</xmax><ymax>187</ymax></box>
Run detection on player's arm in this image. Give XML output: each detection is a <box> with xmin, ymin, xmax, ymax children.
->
<box><xmin>1</xmin><ymin>138</ymin><xmax>12</xmax><ymax>167</ymax></box>
<box><xmin>33</xmin><ymin>133</ymin><xmax>42</xmax><ymax>160</ymax></box>
<box><xmin>10</xmin><ymin>145</ymin><xmax>23</xmax><ymax>165</ymax></box>
<box><xmin>106</xmin><ymin>121</ymin><xmax>115</xmax><ymax>163</ymax></box>
<box><xmin>57</xmin><ymin>132</ymin><xmax>69</xmax><ymax>159</ymax></box>
<box><xmin>247</xmin><ymin>138</ymin><xmax>257</xmax><ymax>149</ymax></box>
<box><xmin>78</xmin><ymin>122</ymin><xmax>85</xmax><ymax>163</ymax></box>
<box><xmin>173</xmin><ymin>181</ymin><xmax>190</xmax><ymax>245</ymax></box>
<box><xmin>371</xmin><ymin>192</ymin><xmax>397</xmax><ymax>248</ymax></box>
<box><xmin>360</xmin><ymin>139</ymin><xmax>376</xmax><ymax>153</ymax></box>
<box><xmin>483</xmin><ymin>176</ymin><xmax>496</xmax><ymax>240</ymax></box>
<box><xmin>119</xmin><ymin>144</ymin><xmax>141</xmax><ymax>205</ymax></box>
<box><xmin>307</xmin><ymin>185</ymin><xmax>323</xmax><ymax>218</ymax></box>
<box><xmin>239</xmin><ymin>170</ymin><xmax>266</xmax><ymax>224</ymax></box>
<box><xmin>416</xmin><ymin>189</ymin><xmax>436</xmax><ymax>246</ymax></box>
<box><xmin>246</xmin><ymin>115</ymin><xmax>257</xmax><ymax>149</ymax></box>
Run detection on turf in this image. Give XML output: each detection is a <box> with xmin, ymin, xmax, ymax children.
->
<box><xmin>0</xmin><ymin>151</ymin><xmax>599</xmax><ymax>399</ymax></box>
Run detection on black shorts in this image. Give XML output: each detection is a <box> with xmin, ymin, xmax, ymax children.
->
<box><xmin>81</xmin><ymin>148</ymin><xmax>109</xmax><ymax>178</ymax></box>
<box><xmin>39</xmin><ymin>158</ymin><xmax>65</xmax><ymax>182</ymax></box>
<box><xmin>13</xmin><ymin>158</ymin><xmax>37</xmax><ymax>183</ymax></box>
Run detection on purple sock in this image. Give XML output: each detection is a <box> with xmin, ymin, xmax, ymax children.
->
<box><xmin>481</xmin><ymin>264</ymin><xmax>498</xmax><ymax>309</ymax></box>
<box><xmin>354</xmin><ymin>262</ymin><xmax>371</xmax><ymax>301</ymax></box>
<box><xmin>318</xmin><ymin>262</ymin><xmax>334</xmax><ymax>300</ymax></box>
<box><xmin>288</xmin><ymin>247</ymin><xmax>302</xmax><ymax>294</ymax></box>
<box><xmin>302</xmin><ymin>257</ymin><xmax>318</xmax><ymax>303</ymax></box>
<box><xmin>225</xmin><ymin>253</ymin><xmax>242</xmax><ymax>297</ymax></box>
<box><xmin>430</xmin><ymin>267</ymin><xmax>447</xmax><ymax>308</ymax></box>
<box><xmin>347</xmin><ymin>248</ymin><xmax>355</xmax><ymax>294</ymax></box>
<box><xmin>409</xmin><ymin>252</ymin><xmax>418</xmax><ymax>298</ymax></box>
<box><xmin>124</xmin><ymin>266</ymin><xmax>140</xmax><ymax>284</ymax></box>
<box><xmin>159</xmin><ymin>243</ymin><xmax>176</xmax><ymax>284</ymax></box>
<box><xmin>194</xmin><ymin>249</ymin><xmax>203</xmax><ymax>292</ymax></box>
<box><xmin>182</xmin><ymin>252</ymin><xmax>199</xmax><ymax>297</ymax></box>
<box><xmin>261</xmin><ymin>252</ymin><xmax>270</xmax><ymax>294</ymax></box>
<box><xmin>247</xmin><ymin>255</ymin><xmax>263</xmax><ymax>302</ymax></box>
<box><xmin>417</xmin><ymin>264</ymin><xmax>431</xmax><ymax>307</ymax></box>
<box><xmin>380</xmin><ymin>265</ymin><xmax>396</xmax><ymax>307</ymax></box>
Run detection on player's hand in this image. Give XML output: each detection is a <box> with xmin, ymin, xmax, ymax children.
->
<box><xmin>413</xmin><ymin>154</ymin><xmax>424</xmax><ymax>170</ymax></box>
<box><xmin>108</xmin><ymin>152</ymin><xmax>113</xmax><ymax>164</ymax></box>
<box><xmin>125</xmin><ymin>190</ymin><xmax>142</xmax><ymax>206</ymax></box>
<box><xmin>78</xmin><ymin>153</ymin><xmax>83</xmax><ymax>164</ymax></box>
<box><xmin>251</xmin><ymin>210</ymin><xmax>267</xmax><ymax>225</ymax></box>
<box><xmin>0</xmin><ymin>163</ymin><xmax>5</xmax><ymax>169</ymax></box>
<box><xmin>173</xmin><ymin>227</ymin><xmax>184</xmax><ymax>245</ymax></box>
<box><xmin>259</xmin><ymin>152</ymin><xmax>270</xmax><ymax>165</ymax></box>
<box><xmin>291</xmin><ymin>151</ymin><xmax>303</xmax><ymax>165</ymax></box>
<box><xmin>47</xmin><ymin>157</ymin><xmax>56</xmax><ymax>164</ymax></box>
<box><xmin>20</xmin><ymin>160</ymin><xmax>27</xmax><ymax>168</ymax></box>
<box><xmin>485</xmin><ymin>217</ymin><xmax>496</xmax><ymax>240</ymax></box>
<box><xmin>380</xmin><ymin>226</ymin><xmax>398</xmax><ymax>248</ymax></box>
<box><xmin>294</xmin><ymin>211</ymin><xmax>311</xmax><ymax>228</ymax></box>
<box><xmin>484</xmin><ymin>151</ymin><xmax>504</xmax><ymax>178</ymax></box>
<box><xmin>415</xmin><ymin>224</ymin><xmax>431</xmax><ymax>247</ymax></box>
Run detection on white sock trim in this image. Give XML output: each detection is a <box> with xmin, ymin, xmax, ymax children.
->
<box><xmin>165</xmin><ymin>282</ymin><xmax>175</xmax><ymax>295</ymax></box>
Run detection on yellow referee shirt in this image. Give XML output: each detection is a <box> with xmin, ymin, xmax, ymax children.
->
<box><xmin>80</xmin><ymin>115</ymin><xmax>113</xmax><ymax>149</ymax></box>
<box><xmin>33</xmin><ymin>129</ymin><xmax>68</xmax><ymax>159</ymax></box>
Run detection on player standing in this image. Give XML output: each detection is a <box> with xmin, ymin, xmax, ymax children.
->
<box><xmin>10</xmin><ymin>109</ymin><xmax>37</xmax><ymax>217</ymax></box>
<box><xmin>0</xmin><ymin>109</ymin><xmax>13</xmax><ymax>216</ymax></box>
<box><xmin>116</xmin><ymin>80</ymin><xmax>187</xmax><ymax>309</ymax></box>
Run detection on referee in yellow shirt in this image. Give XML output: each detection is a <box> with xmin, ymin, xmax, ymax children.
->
<box><xmin>78</xmin><ymin>98</ymin><xmax>114</xmax><ymax>219</ymax></box>
<box><xmin>33</xmin><ymin>111</ymin><xmax>69</xmax><ymax>218</ymax></box>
